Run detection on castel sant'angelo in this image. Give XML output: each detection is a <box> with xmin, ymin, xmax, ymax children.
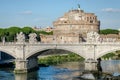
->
<box><xmin>40</xmin><ymin>6</ymin><xmax>101</xmax><ymax>43</ymax></box>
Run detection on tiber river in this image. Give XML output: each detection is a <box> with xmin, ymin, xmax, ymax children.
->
<box><xmin>0</xmin><ymin>60</ymin><xmax>120</xmax><ymax>80</ymax></box>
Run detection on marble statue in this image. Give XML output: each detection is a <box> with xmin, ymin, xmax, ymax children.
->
<box><xmin>29</xmin><ymin>33</ymin><xmax>37</xmax><ymax>43</ymax></box>
<box><xmin>87</xmin><ymin>31</ymin><xmax>100</xmax><ymax>43</ymax></box>
<box><xmin>16</xmin><ymin>32</ymin><xmax>25</xmax><ymax>43</ymax></box>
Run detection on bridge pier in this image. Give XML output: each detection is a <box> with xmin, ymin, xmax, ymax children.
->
<box><xmin>15</xmin><ymin>73</ymin><xmax>27</xmax><ymax>80</ymax></box>
<box><xmin>84</xmin><ymin>59</ymin><xmax>97</xmax><ymax>71</ymax></box>
<box><xmin>14</xmin><ymin>59</ymin><xmax>28</xmax><ymax>73</ymax></box>
<box><xmin>14</xmin><ymin>57</ymin><xmax>39</xmax><ymax>73</ymax></box>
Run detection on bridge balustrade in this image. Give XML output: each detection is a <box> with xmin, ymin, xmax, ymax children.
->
<box><xmin>0</xmin><ymin>41</ymin><xmax>120</xmax><ymax>45</ymax></box>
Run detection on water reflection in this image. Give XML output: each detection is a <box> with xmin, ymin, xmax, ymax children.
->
<box><xmin>0</xmin><ymin>62</ymin><xmax>83</xmax><ymax>80</ymax></box>
<box><xmin>0</xmin><ymin>70</ymin><xmax>14</xmax><ymax>80</ymax></box>
<box><xmin>0</xmin><ymin>60</ymin><xmax>120</xmax><ymax>80</ymax></box>
<box><xmin>15</xmin><ymin>73</ymin><xmax>27</xmax><ymax>80</ymax></box>
<box><xmin>27</xmin><ymin>71</ymin><xmax>38</xmax><ymax>80</ymax></box>
<box><xmin>101</xmin><ymin>60</ymin><xmax>120</xmax><ymax>73</ymax></box>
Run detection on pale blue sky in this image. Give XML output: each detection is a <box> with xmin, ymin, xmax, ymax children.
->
<box><xmin>0</xmin><ymin>0</ymin><xmax>120</xmax><ymax>29</ymax></box>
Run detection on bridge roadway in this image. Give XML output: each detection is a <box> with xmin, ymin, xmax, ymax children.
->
<box><xmin>0</xmin><ymin>42</ymin><xmax>120</xmax><ymax>73</ymax></box>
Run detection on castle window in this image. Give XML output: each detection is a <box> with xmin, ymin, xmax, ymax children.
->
<box><xmin>79</xmin><ymin>16</ymin><xmax>81</xmax><ymax>17</ymax></box>
<box><xmin>87</xmin><ymin>17</ymin><xmax>89</xmax><ymax>21</ymax></box>
<box><xmin>90</xmin><ymin>20</ymin><xmax>93</xmax><ymax>23</ymax></box>
<box><xmin>90</xmin><ymin>17</ymin><xmax>92</xmax><ymax>19</ymax></box>
<box><xmin>64</xmin><ymin>21</ymin><xmax>67</xmax><ymax>23</ymax></box>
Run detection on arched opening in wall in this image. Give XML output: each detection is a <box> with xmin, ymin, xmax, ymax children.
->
<box><xmin>0</xmin><ymin>51</ymin><xmax>15</xmax><ymax>68</ymax></box>
<box><xmin>101</xmin><ymin>50</ymin><xmax>120</xmax><ymax>60</ymax></box>
<box><xmin>28</xmin><ymin>49</ymin><xmax>85</xmax><ymax>66</ymax></box>
<box><xmin>27</xmin><ymin>49</ymin><xmax>85</xmax><ymax>79</ymax></box>
<box><xmin>39</xmin><ymin>49</ymin><xmax>85</xmax><ymax>65</ymax></box>
<box><xmin>98</xmin><ymin>50</ymin><xmax>120</xmax><ymax>74</ymax></box>
<box><xmin>28</xmin><ymin>49</ymin><xmax>85</xmax><ymax>68</ymax></box>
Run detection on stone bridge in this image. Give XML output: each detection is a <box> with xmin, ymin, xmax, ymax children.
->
<box><xmin>1</xmin><ymin>42</ymin><xmax>120</xmax><ymax>73</ymax></box>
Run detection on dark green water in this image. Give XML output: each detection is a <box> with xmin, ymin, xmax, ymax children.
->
<box><xmin>0</xmin><ymin>60</ymin><xmax>120</xmax><ymax>80</ymax></box>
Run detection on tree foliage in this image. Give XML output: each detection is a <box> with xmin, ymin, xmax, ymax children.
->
<box><xmin>0</xmin><ymin>28</ymin><xmax>5</xmax><ymax>37</ymax></box>
<box><xmin>100</xmin><ymin>29</ymin><xmax>119</xmax><ymax>34</ymax></box>
<box><xmin>38</xmin><ymin>31</ymin><xmax>53</xmax><ymax>35</ymax></box>
<box><xmin>0</xmin><ymin>26</ymin><xmax>52</xmax><ymax>42</ymax></box>
<box><xmin>22</xmin><ymin>27</ymin><xmax>35</xmax><ymax>35</ymax></box>
<box><xmin>38</xmin><ymin>53</ymin><xmax>84</xmax><ymax>65</ymax></box>
<box><xmin>101</xmin><ymin>53</ymin><xmax>115</xmax><ymax>59</ymax></box>
<box><xmin>5</xmin><ymin>27</ymin><xmax>22</xmax><ymax>41</ymax></box>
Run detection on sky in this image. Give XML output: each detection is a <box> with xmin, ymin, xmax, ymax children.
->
<box><xmin>0</xmin><ymin>0</ymin><xmax>120</xmax><ymax>29</ymax></box>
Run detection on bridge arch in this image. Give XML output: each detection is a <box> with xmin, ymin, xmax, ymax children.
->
<box><xmin>97</xmin><ymin>48</ymin><xmax>120</xmax><ymax>59</ymax></box>
<box><xmin>0</xmin><ymin>49</ymin><xmax>16</xmax><ymax>58</ymax></box>
<box><xmin>26</xmin><ymin>47</ymin><xmax>86</xmax><ymax>59</ymax></box>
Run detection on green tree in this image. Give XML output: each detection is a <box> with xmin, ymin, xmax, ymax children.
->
<box><xmin>22</xmin><ymin>27</ymin><xmax>35</xmax><ymax>35</ymax></box>
<box><xmin>21</xmin><ymin>27</ymin><xmax>36</xmax><ymax>41</ymax></box>
<box><xmin>5</xmin><ymin>27</ymin><xmax>22</xmax><ymax>41</ymax></box>
<box><xmin>0</xmin><ymin>26</ymin><xmax>52</xmax><ymax>42</ymax></box>
<box><xmin>100</xmin><ymin>29</ymin><xmax>119</xmax><ymax>34</ymax></box>
<box><xmin>101</xmin><ymin>53</ymin><xmax>115</xmax><ymax>59</ymax></box>
<box><xmin>38</xmin><ymin>31</ymin><xmax>53</xmax><ymax>35</ymax></box>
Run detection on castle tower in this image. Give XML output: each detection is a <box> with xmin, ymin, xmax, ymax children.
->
<box><xmin>53</xmin><ymin>7</ymin><xmax>100</xmax><ymax>43</ymax></box>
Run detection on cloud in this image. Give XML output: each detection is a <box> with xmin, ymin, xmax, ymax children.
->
<box><xmin>20</xmin><ymin>10</ymin><xmax>33</xmax><ymax>15</ymax></box>
<box><xmin>102</xmin><ymin>8</ymin><xmax>120</xmax><ymax>12</ymax></box>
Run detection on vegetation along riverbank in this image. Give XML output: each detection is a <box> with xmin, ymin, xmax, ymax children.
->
<box><xmin>38</xmin><ymin>53</ymin><xmax>84</xmax><ymax>66</ymax></box>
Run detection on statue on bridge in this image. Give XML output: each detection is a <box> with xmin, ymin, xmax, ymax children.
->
<box><xmin>87</xmin><ymin>31</ymin><xmax>100</xmax><ymax>43</ymax></box>
<box><xmin>29</xmin><ymin>33</ymin><xmax>37</xmax><ymax>43</ymax></box>
<box><xmin>16</xmin><ymin>32</ymin><xmax>25</xmax><ymax>43</ymax></box>
<box><xmin>2</xmin><ymin>37</ymin><xmax>5</xmax><ymax>45</ymax></box>
<box><xmin>97</xmin><ymin>58</ymin><xmax>102</xmax><ymax>72</ymax></box>
<box><xmin>96</xmin><ymin>58</ymin><xmax>102</xmax><ymax>79</ymax></box>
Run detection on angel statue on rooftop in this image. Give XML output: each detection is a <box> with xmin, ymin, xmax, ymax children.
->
<box><xmin>78</xmin><ymin>4</ymin><xmax>81</xmax><ymax>10</ymax></box>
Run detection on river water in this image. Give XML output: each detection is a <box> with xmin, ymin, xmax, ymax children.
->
<box><xmin>0</xmin><ymin>60</ymin><xmax>120</xmax><ymax>80</ymax></box>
